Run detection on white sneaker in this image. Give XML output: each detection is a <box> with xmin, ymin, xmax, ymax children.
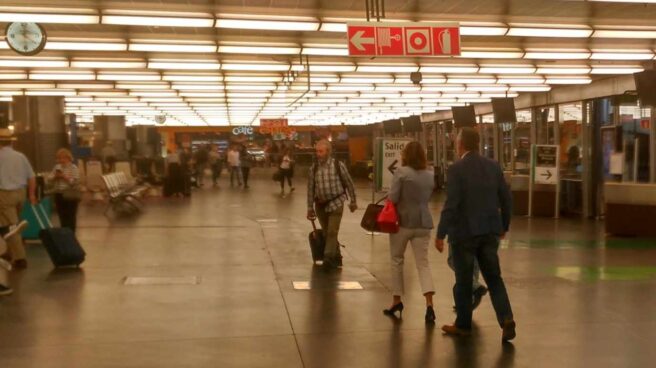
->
<box><xmin>3</xmin><ymin>220</ymin><xmax>28</xmax><ymax>241</ymax></box>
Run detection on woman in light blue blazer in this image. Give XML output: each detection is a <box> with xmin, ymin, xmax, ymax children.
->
<box><xmin>383</xmin><ymin>141</ymin><xmax>436</xmax><ymax>324</ymax></box>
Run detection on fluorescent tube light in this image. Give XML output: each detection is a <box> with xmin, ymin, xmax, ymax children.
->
<box><xmin>60</xmin><ymin>83</ymin><xmax>113</xmax><ymax>89</ymax></box>
<box><xmin>224</xmin><ymin>76</ymin><xmax>281</xmax><ymax>82</ymax></box>
<box><xmin>478</xmin><ymin>66</ymin><xmax>536</xmax><ymax>74</ymax></box>
<box><xmin>591</xmin><ymin>52</ymin><xmax>654</xmax><ymax>60</ymax></box>
<box><xmin>497</xmin><ymin>77</ymin><xmax>545</xmax><ymax>84</ymax></box>
<box><xmin>172</xmin><ymin>84</ymin><xmax>225</xmax><ymax>90</ymax></box>
<box><xmin>148</xmin><ymin>61</ymin><xmax>221</xmax><ymax>70</ymax></box>
<box><xmin>97</xmin><ymin>73</ymin><xmax>161</xmax><ymax>81</ymax></box>
<box><xmin>593</xmin><ymin>29</ymin><xmax>656</xmax><ymax>39</ymax></box>
<box><xmin>357</xmin><ymin>65</ymin><xmax>418</xmax><ymax>73</ymax></box>
<box><xmin>536</xmin><ymin>67</ymin><xmax>591</xmax><ymax>74</ymax></box>
<box><xmin>46</xmin><ymin>42</ymin><xmax>127</xmax><ymax>51</ymax></box>
<box><xmin>0</xmin><ymin>72</ymin><xmax>27</xmax><ymax>80</ymax></box>
<box><xmin>302</xmin><ymin>47</ymin><xmax>349</xmax><ymax>56</ymax></box>
<box><xmin>216</xmin><ymin>19</ymin><xmax>319</xmax><ymax>31</ymax></box>
<box><xmin>163</xmin><ymin>74</ymin><xmax>222</xmax><ymax>82</ymax></box>
<box><xmin>0</xmin><ymin>59</ymin><xmax>69</xmax><ymax>68</ymax></box>
<box><xmin>460</xmin><ymin>51</ymin><xmax>524</xmax><ymax>59</ymax></box>
<box><xmin>590</xmin><ymin>66</ymin><xmax>644</xmax><ymax>74</ymax></box>
<box><xmin>222</xmin><ymin>63</ymin><xmax>290</xmax><ymax>71</ymax></box>
<box><xmin>103</xmin><ymin>15</ymin><xmax>214</xmax><ymax>28</ymax></box>
<box><xmin>319</xmin><ymin>23</ymin><xmax>348</xmax><ymax>32</ymax></box>
<box><xmin>524</xmin><ymin>51</ymin><xmax>591</xmax><ymax>60</ymax></box>
<box><xmin>420</xmin><ymin>65</ymin><xmax>479</xmax><ymax>73</ymax></box>
<box><xmin>448</xmin><ymin>77</ymin><xmax>497</xmax><ymax>84</ymax></box>
<box><xmin>131</xmin><ymin>44</ymin><xmax>217</xmax><ymax>53</ymax></box>
<box><xmin>116</xmin><ymin>83</ymin><xmax>170</xmax><ymax>90</ymax></box>
<box><xmin>219</xmin><ymin>46</ymin><xmax>300</xmax><ymax>55</ymax></box>
<box><xmin>30</xmin><ymin>72</ymin><xmax>96</xmax><ymax>80</ymax></box>
<box><xmin>460</xmin><ymin>24</ymin><xmax>508</xmax><ymax>36</ymax></box>
<box><xmin>466</xmin><ymin>85</ymin><xmax>509</xmax><ymax>92</ymax></box>
<box><xmin>0</xmin><ymin>12</ymin><xmax>99</xmax><ymax>24</ymax></box>
<box><xmin>509</xmin><ymin>85</ymin><xmax>551</xmax><ymax>92</ymax></box>
<box><xmin>72</xmin><ymin>60</ymin><xmax>146</xmax><ymax>69</ymax></box>
<box><xmin>0</xmin><ymin>83</ymin><xmax>54</xmax><ymax>89</ymax></box>
<box><xmin>507</xmin><ymin>27</ymin><xmax>592</xmax><ymax>38</ymax></box>
<box><xmin>26</xmin><ymin>90</ymin><xmax>76</xmax><ymax>96</ymax></box>
<box><xmin>308</xmin><ymin>65</ymin><xmax>356</xmax><ymax>72</ymax></box>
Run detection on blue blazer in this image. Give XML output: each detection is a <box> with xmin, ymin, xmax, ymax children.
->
<box><xmin>436</xmin><ymin>152</ymin><xmax>512</xmax><ymax>242</ymax></box>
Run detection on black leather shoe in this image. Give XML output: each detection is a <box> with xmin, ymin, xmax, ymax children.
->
<box><xmin>472</xmin><ymin>286</ymin><xmax>488</xmax><ymax>310</ymax></box>
<box><xmin>383</xmin><ymin>302</ymin><xmax>404</xmax><ymax>318</ymax></box>
<box><xmin>425</xmin><ymin>306</ymin><xmax>436</xmax><ymax>324</ymax></box>
<box><xmin>502</xmin><ymin>319</ymin><xmax>516</xmax><ymax>341</ymax></box>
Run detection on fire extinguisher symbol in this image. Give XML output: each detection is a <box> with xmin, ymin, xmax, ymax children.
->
<box><xmin>439</xmin><ymin>29</ymin><xmax>451</xmax><ymax>54</ymax></box>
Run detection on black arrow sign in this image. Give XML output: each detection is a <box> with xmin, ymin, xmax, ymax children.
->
<box><xmin>388</xmin><ymin>160</ymin><xmax>398</xmax><ymax>175</ymax></box>
<box><xmin>540</xmin><ymin>170</ymin><xmax>553</xmax><ymax>180</ymax></box>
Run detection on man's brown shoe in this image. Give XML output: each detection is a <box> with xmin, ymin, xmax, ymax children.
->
<box><xmin>441</xmin><ymin>324</ymin><xmax>471</xmax><ymax>337</ymax></box>
<box><xmin>12</xmin><ymin>259</ymin><xmax>27</xmax><ymax>269</ymax></box>
<box><xmin>502</xmin><ymin>320</ymin><xmax>516</xmax><ymax>341</ymax></box>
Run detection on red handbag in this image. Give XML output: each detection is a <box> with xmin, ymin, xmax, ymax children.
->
<box><xmin>377</xmin><ymin>200</ymin><xmax>400</xmax><ymax>234</ymax></box>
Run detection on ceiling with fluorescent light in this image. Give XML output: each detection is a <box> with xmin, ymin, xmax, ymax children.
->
<box><xmin>0</xmin><ymin>0</ymin><xmax>654</xmax><ymax>126</ymax></box>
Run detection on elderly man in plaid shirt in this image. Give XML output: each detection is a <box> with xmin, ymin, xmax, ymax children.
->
<box><xmin>307</xmin><ymin>140</ymin><xmax>358</xmax><ymax>269</ymax></box>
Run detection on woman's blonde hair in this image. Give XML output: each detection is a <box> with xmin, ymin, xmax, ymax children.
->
<box><xmin>56</xmin><ymin>148</ymin><xmax>73</xmax><ymax>161</ymax></box>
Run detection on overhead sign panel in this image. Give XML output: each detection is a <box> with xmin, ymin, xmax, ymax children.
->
<box><xmin>347</xmin><ymin>22</ymin><xmax>460</xmax><ymax>57</ymax></box>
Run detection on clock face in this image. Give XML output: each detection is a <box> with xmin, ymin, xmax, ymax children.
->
<box><xmin>5</xmin><ymin>22</ymin><xmax>47</xmax><ymax>56</ymax></box>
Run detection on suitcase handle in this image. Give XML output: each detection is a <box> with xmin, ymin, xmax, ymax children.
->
<box><xmin>31</xmin><ymin>203</ymin><xmax>52</xmax><ymax>230</ymax></box>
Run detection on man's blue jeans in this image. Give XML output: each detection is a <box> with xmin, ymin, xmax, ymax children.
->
<box><xmin>451</xmin><ymin>234</ymin><xmax>513</xmax><ymax>330</ymax></box>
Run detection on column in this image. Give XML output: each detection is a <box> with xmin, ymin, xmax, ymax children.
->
<box><xmin>11</xmin><ymin>96</ymin><xmax>67</xmax><ymax>172</ymax></box>
<box><xmin>93</xmin><ymin>115</ymin><xmax>127</xmax><ymax>159</ymax></box>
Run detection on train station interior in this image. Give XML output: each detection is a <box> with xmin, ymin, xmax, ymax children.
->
<box><xmin>1</xmin><ymin>0</ymin><xmax>655</xmax><ymax>367</ymax></box>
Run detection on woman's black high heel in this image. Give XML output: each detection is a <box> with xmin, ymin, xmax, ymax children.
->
<box><xmin>425</xmin><ymin>306</ymin><xmax>436</xmax><ymax>324</ymax></box>
<box><xmin>383</xmin><ymin>302</ymin><xmax>404</xmax><ymax>318</ymax></box>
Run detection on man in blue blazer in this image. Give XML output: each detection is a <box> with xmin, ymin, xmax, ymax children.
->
<box><xmin>435</xmin><ymin>128</ymin><xmax>516</xmax><ymax>341</ymax></box>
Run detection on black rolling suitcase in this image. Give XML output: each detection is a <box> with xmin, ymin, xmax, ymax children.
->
<box><xmin>32</xmin><ymin>204</ymin><xmax>86</xmax><ymax>268</ymax></box>
<box><xmin>308</xmin><ymin>220</ymin><xmax>325</xmax><ymax>264</ymax></box>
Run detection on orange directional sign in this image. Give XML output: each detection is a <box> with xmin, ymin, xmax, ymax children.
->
<box><xmin>347</xmin><ymin>22</ymin><xmax>460</xmax><ymax>57</ymax></box>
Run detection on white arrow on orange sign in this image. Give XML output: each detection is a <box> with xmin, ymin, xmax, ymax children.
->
<box><xmin>350</xmin><ymin>30</ymin><xmax>375</xmax><ymax>51</ymax></box>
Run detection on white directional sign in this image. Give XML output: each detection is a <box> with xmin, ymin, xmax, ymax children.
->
<box><xmin>532</xmin><ymin>145</ymin><xmax>560</xmax><ymax>185</ymax></box>
<box><xmin>375</xmin><ymin>138</ymin><xmax>413</xmax><ymax>191</ymax></box>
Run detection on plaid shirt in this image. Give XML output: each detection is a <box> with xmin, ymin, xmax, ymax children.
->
<box><xmin>307</xmin><ymin>158</ymin><xmax>357</xmax><ymax>213</ymax></box>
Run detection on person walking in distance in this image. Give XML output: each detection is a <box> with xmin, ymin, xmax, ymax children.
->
<box><xmin>48</xmin><ymin>148</ymin><xmax>81</xmax><ymax>232</ymax></box>
<box><xmin>383</xmin><ymin>142</ymin><xmax>437</xmax><ymax>324</ymax></box>
<box><xmin>101</xmin><ymin>141</ymin><xmax>117</xmax><ymax>173</ymax></box>
<box><xmin>227</xmin><ymin>145</ymin><xmax>243</xmax><ymax>188</ymax></box>
<box><xmin>306</xmin><ymin>140</ymin><xmax>357</xmax><ymax>270</ymax></box>
<box><xmin>239</xmin><ymin>144</ymin><xmax>253</xmax><ymax>189</ymax></box>
<box><xmin>208</xmin><ymin>145</ymin><xmax>222</xmax><ymax>187</ymax></box>
<box><xmin>436</xmin><ymin>128</ymin><xmax>516</xmax><ymax>341</ymax></box>
<box><xmin>278</xmin><ymin>147</ymin><xmax>295</xmax><ymax>197</ymax></box>
<box><xmin>0</xmin><ymin>128</ymin><xmax>37</xmax><ymax>271</ymax></box>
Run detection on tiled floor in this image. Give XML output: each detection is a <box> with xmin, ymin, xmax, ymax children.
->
<box><xmin>1</xmin><ymin>171</ymin><xmax>654</xmax><ymax>367</ymax></box>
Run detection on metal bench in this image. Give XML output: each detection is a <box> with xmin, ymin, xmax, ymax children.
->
<box><xmin>101</xmin><ymin>173</ymin><xmax>144</xmax><ymax>217</ymax></box>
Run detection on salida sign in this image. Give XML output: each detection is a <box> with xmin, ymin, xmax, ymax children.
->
<box><xmin>376</xmin><ymin>138</ymin><xmax>413</xmax><ymax>191</ymax></box>
<box><xmin>347</xmin><ymin>22</ymin><xmax>460</xmax><ymax>57</ymax></box>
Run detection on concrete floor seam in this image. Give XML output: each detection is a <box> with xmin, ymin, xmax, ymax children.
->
<box><xmin>257</xmin><ymin>223</ymin><xmax>308</xmax><ymax>368</ymax></box>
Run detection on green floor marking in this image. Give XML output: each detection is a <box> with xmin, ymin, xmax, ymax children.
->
<box><xmin>554</xmin><ymin>266</ymin><xmax>656</xmax><ymax>282</ymax></box>
<box><xmin>501</xmin><ymin>239</ymin><xmax>656</xmax><ymax>249</ymax></box>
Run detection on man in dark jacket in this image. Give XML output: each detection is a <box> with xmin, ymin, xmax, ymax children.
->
<box><xmin>436</xmin><ymin>128</ymin><xmax>516</xmax><ymax>341</ymax></box>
